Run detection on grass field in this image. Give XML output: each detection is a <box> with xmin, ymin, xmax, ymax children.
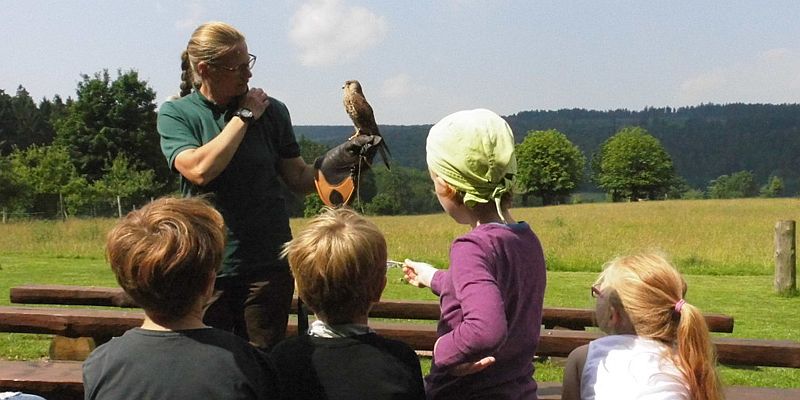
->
<box><xmin>1</xmin><ymin>198</ymin><xmax>798</xmax><ymax>388</ymax></box>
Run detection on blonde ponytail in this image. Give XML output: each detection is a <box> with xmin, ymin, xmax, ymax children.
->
<box><xmin>675</xmin><ymin>302</ymin><xmax>724</xmax><ymax>400</ymax></box>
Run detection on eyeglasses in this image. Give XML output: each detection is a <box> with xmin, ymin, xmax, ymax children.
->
<box><xmin>208</xmin><ymin>53</ymin><xmax>257</xmax><ymax>73</ymax></box>
<box><xmin>590</xmin><ymin>284</ymin><xmax>604</xmax><ymax>298</ymax></box>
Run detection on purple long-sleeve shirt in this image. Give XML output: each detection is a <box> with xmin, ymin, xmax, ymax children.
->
<box><xmin>426</xmin><ymin>222</ymin><xmax>546</xmax><ymax>400</ymax></box>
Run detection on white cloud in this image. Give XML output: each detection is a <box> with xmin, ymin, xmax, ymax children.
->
<box><xmin>676</xmin><ymin>48</ymin><xmax>800</xmax><ymax>105</ymax></box>
<box><xmin>678</xmin><ymin>70</ymin><xmax>727</xmax><ymax>100</ymax></box>
<box><xmin>759</xmin><ymin>47</ymin><xmax>792</xmax><ymax>63</ymax></box>
<box><xmin>174</xmin><ymin>2</ymin><xmax>206</xmax><ymax>30</ymax></box>
<box><xmin>289</xmin><ymin>0</ymin><xmax>387</xmax><ymax>67</ymax></box>
<box><xmin>381</xmin><ymin>73</ymin><xmax>416</xmax><ymax>98</ymax></box>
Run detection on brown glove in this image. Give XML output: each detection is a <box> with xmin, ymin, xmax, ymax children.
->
<box><xmin>314</xmin><ymin>134</ymin><xmax>383</xmax><ymax>207</ymax></box>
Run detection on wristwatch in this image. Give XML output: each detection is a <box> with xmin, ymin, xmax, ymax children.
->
<box><xmin>234</xmin><ymin>108</ymin><xmax>254</xmax><ymax>124</ymax></box>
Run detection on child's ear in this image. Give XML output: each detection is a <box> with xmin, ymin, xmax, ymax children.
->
<box><xmin>203</xmin><ymin>270</ymin><xmax>216</xmax><ymax>299</ymax></box>
<box><xmin>372</xmin><ymin>275</ymin><xmax>387</xmax><ymax>302</ymax></box>
<box><xmin>608</xmin><ymin>306</ymin><xmax>620</xmax><ymax>328</ymax></box>
<box><xmin>608</xmin><ymin>305</ymin><xmax>635</xmax><ymax>334</ymax></box>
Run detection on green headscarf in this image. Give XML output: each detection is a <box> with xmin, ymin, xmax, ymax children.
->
<box><xmin>426</xmin><ymin>108</ymin><xmax>517</xmax><ymax>212</ymax></box>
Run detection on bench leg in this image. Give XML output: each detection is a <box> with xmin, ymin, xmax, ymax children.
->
<box><xmin>49</xmin><ymin>336</ymin><xmax>96</xmax><ymax>361</ymax></box>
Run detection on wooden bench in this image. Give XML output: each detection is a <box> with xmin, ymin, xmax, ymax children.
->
<box><xmin>9</xmin><ymin>284</ymin><xmax>736</xmax><ymax>332</ymax></box>
<box><xmin>0</xmin><ymin>306</ymin><xmax>797</xmax><ymax>367</ymax></box>
<box><xmin>7</xmin><ymin>285</ymin><xmax>800</xmax><ymax>399</ymax></box>
<box><xmin>0</xmin><ymin>360</ymin><xmax>83</xmax><ymax>400</ymax></box>
<box><xmin>1</xmin><ymin>359</ymin><xmax>798</xmax><ymax>400</ymax></box>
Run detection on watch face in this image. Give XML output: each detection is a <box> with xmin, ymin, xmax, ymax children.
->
<box><xmin>238</xmin><ymin>108</ymin><xmax>254</xmax><ymax>119</ymax></box>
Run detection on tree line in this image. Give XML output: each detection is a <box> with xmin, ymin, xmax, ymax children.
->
<box><xmin>0</xmin><ymin>70</ymin><xmax>792</xmax><ymax>219</ymax></box>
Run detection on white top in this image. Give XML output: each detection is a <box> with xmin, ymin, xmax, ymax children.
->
<box><xmin>581</xmin><ymin>334</ymin><xmax>690</xmax><ymax>400</ymax></box>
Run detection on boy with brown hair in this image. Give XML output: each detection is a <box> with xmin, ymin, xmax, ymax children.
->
<box><xmin>83</xmin><ymin>197</ymin><xmax>278</xmax><ymax>400</ymax></box>
<box><xmin>272</xmin><ymin>207</ymin><xmax>425</xmax><ymax>400</ymax></box>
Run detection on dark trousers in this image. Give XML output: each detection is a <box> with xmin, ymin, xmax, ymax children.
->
<box><xmin>203</xmin><ymin>267</ymin><xmax>294</xmax><ymax>351</ymax></box>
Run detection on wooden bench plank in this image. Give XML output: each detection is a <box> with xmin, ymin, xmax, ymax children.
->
<box><xmin>11</xmin><ymin>284</ymin><xmax>136</xmax><ymax>307</ymax></box>
<box><xmin>0</xmin><ymin>359</ymin><xmax>798</xmax><ymax>400</ymax></box>
<box><xmin>535</xmin><ymin>329</ymin><xmax>800</xmax><ymax>368</ymax></box>
<box><xmin>724</xmin><ymin>386</ymin><xmax>800</xmax><ymax>400</ymax></box>
<box><xmin>715</xmin><ymin>337</ymin><xmax>800</xmax><ymax>368</ymax></box>
<box><xmin>0</xmin><ymin>360</ymin><xmax>83</xmax><ymax>400</ymax></box>
<box><xmin>9</xmin><ymin>285</ymin><xmax>734</xmax><ymax>332</ymax></box>
<box><xmin>0</xmin><ymin>306</ymin><xmax>793</xmax><ymax>367</ymax></box>
<box><xmin>0</xmin><ymin>306</ymin><xmax>144</xmax><ymax>340</ymax></box>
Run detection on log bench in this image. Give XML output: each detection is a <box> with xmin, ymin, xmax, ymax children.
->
<box><xmin>9</xmin><ymin>284</ymin><xmax>735</xmax><ymax>332</ymax></box>
<box><xmin>1</xmin><ymin>360</ymin><xmax>798</xmax><ymax>400</ymax></box>
<box><xmin>0</xmin><ymin>306</ymin><xmax>797</xmax><ymax>367</ymax></box>
<box><xmin>5</xmin><ymin>285</ymin><xmax>799</xmax><ymax>399</ymax></box>
<box><xmin>0</xmin><ymin>360</ymin><xmax>83</xmax><ymax>400</ymax></box>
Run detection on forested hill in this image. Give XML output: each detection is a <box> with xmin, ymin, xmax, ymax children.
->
<box><xmin>295</xmin><ymin>103</ymin><xmax>800</xmax><ymax>193</ymax></box>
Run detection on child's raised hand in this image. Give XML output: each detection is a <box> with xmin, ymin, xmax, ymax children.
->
<box><xmin>402</xmin><ymin>259</ymin><xmax>437</xmax><ymax>288</ymax></box>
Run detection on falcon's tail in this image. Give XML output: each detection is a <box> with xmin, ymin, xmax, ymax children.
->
<box><xmin>378</xmin><ymin>141</ymin><xmax>391</xmax><ymax>170</ymax></box>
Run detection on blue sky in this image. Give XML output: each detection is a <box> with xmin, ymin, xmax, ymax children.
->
<box><xmin>2</xmin><ymin>1</ymin><xmax>800</xmax><ymax>125</ymax></box>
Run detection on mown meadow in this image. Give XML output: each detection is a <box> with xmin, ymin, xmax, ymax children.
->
<box><xmin>1</xmin><ymin>198</ymin><xmax>798</xmax><ymax>388</ymax></box>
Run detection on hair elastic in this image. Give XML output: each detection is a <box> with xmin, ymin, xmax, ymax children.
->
<box><xmin>674</xmin><ymin>299</ymin><xmax>686</xmax><ymax>314</ymax></box>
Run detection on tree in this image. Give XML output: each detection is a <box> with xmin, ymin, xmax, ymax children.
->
<box><xmin>10</xmin><ymin>144</ymin><xmax>89</xmax><ymax>218</ymax></box>
<box><xmin>0</xmin><ymin>87</ymin><xmax>56</xmax><ymax>155</ymax></box>
<box><xmin>707</xmin><ymin>171</ymin><xmax>758</xmax><ymax>199</ymax></box>
<box><xmin>665</xmin><ymin>176</ymin><xmax>694</xmax><ymax>200</ymax></box>
<box><xmin>302</xmin><ymin>194</ymin><xmax>326</xmax><ymax>217</ymax></box>
<box><xmin>54</xmin><ymin>70</ymin><xmax>171</xmax><ymax>189</ymax></box>
<box><xmin>94</xmin><ymin>154</ymin><xmax>157</xmax><ymax>217</ymax></box>
<box><xmin>364</xmin><ymin>192</ymin><xmax>404</xmax><ymax>215</ymax></box>
<box><xmin>298</xmin><ymin>136</ymin><xmax>328</xmax><ymax>164</ymax></box>
<box><xmin>36</xmin><ymin>95</ymin><xmax>68</xmax><ymax>144</ymax></box>
<box><xmin>364</xmin><ymin>167</ymin><xmax>438</xmax><ymax>215</ymax></box>
<box><xmin>11</xmin><ymin>87</ymin><xmax>51</xmax><ymax>149</ymax></box>
<box><xmin>0</xmin><ymin>90</ymin><xmax>12</xmax><ymax>154</ymax></box>
<box><xmin>516</xmin><ymin>129</ymin><xmax>585</xmax><ymax>205</ymax></box>
<box><xmin>0</xmin><ymin>155</ymin><xmax>30</xmax><ymax>215</ymax></box>
<box><xmin>593</xmin><ymin>126</ymin><xmax>675</xmax><ymax>201</ymax></box>
<box><xmin>760</xmin><ymin>175</ymin><xmax>784</xmax><ymax>198</ymax></box>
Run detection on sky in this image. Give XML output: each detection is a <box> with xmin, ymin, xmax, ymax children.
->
<box><xmin>3</xmin><ymin>1</ymin><xmax>800</xmax><ymax>126</ymax></box>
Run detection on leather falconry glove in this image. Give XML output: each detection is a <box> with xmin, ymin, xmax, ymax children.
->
<box><xmin>314</xmin><ymin>134</ymin><xmax>383</xmax><ymax>207</ymax></box>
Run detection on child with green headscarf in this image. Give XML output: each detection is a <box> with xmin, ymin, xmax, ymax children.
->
<box><xmin>402</xmin><ymin>109</ymin><xmax>547</xmax><ymax>399</ymax></box>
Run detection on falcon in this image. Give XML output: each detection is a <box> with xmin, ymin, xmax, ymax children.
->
<box><xmin>343</xmin><ymin>80</ymin><xmax>391</xmax><ymax>169</ymax></box>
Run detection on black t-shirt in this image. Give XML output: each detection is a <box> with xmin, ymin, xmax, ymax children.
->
<box><xmin>271</xmin><ymin>333</ymin><xmax>426</xmax><ymax>400</ymax></box>
<box><xmin>83</xmin><ymin>327</ymin><xmax>279</xmax><ymax>400</ymax></box>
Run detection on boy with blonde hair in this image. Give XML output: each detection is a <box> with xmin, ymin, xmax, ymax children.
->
<box><xmin>272</xmin><ymin>207</ymin><xmax>425</xmax><ymax>400</ymax></box>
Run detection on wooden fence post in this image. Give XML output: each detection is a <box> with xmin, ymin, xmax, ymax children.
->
<box><xmin>775</xmin><ymin>220</ymin><xmax>796</xmax><ymax>295</ymax></box>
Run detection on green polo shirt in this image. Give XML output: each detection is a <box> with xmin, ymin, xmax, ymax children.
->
<box><xmin>157</xmin><ymin>91</ymin><xmax>300</xmax><ymax>278</ymax></box>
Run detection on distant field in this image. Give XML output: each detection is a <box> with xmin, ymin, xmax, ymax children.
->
<box><xmin>0</xmin><ymin>198</ymin><xmax>798</xmax><ymax>387</ymax></box>
<box><xmin>340</xmin><ymin>197</ymin><xmax>800</xmax><ymax>275</ymax></box>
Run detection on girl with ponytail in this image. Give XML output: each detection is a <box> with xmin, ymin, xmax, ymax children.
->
<box><xmin>561</xmin><ymin>253</ymin><xmax>723</xmax><ymax>400</ymax></box>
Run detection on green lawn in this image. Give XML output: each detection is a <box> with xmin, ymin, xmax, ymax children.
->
<box><xmin>1</xmin><ymin>254</ymin><xmax>797</xmax><ymax>387</ymax></box>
